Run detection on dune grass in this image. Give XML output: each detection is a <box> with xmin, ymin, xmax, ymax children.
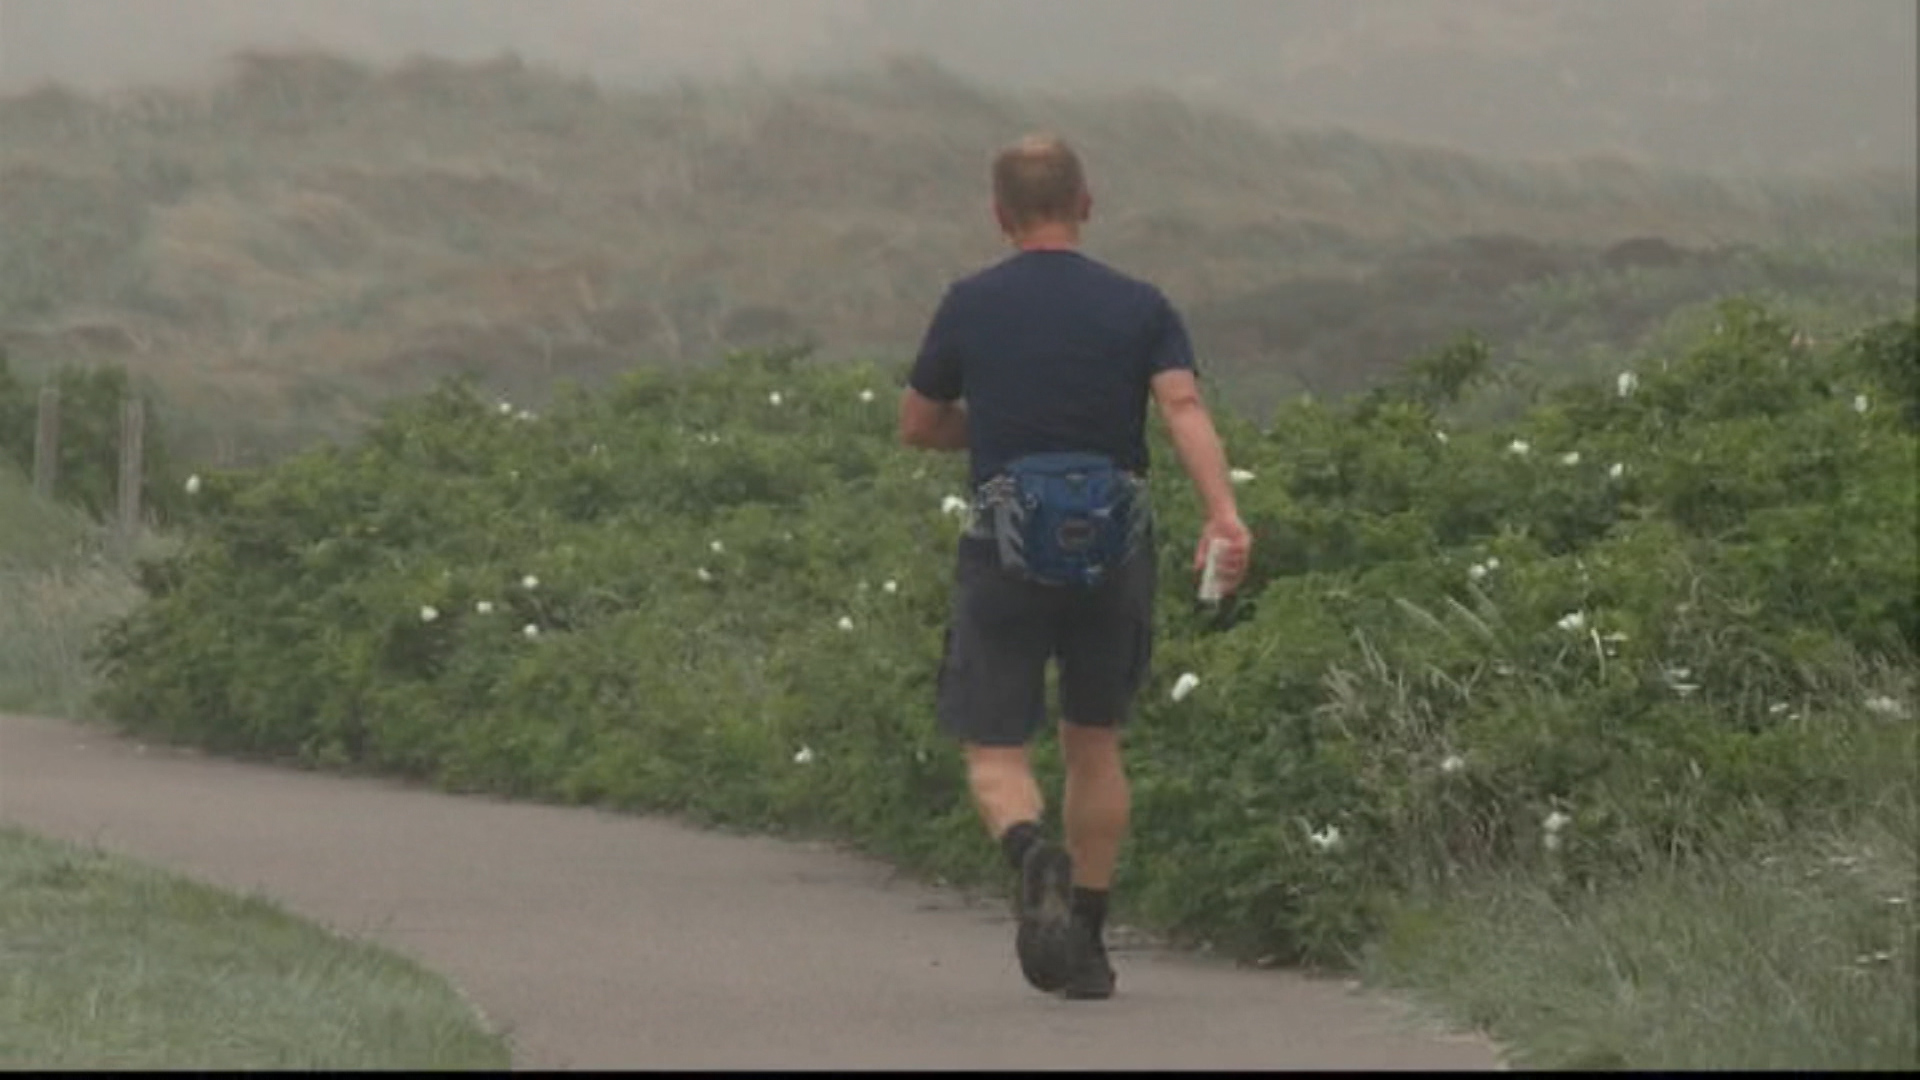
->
<box><xmin>1371</xmin><ymin>831</ymin><xmax>1916</xmax><ymax>1070</ymax></box>
<box><xmin>1366</xmin><ymin>687</ymin><xmax>1918</xmax><ymax>1072</ymax></box>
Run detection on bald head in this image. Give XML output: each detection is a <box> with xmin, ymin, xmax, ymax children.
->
<box><xmin>992</xmin><ymin>133</ymin><xmax>1091</xmax><ymax>235</ymax></box>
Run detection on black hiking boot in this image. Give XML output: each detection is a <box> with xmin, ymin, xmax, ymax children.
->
<box><xmin>1014</xmin><ymin>841</ymin><xmax>1075</xmax><ymax>992</ymax></box>
<box><xmin>1060</xmin><ymin>921</ymin><xmax>1117</xmax><ymax>1001</ymax></box>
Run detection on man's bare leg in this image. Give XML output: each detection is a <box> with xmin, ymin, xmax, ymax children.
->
<box><xmin>1057</xmin><ymin>720</ymin><xmax>1128</xmax><ymax>999</ymax></box>
<box><xmin>1059</xmin><ymin>721</ymin><xmax>1130</xmax><ymax>890</ymax></box>
<box><xmin>963</xmin><ymin>743</ymin><xmax>1044</xmax><ymax>842</ymax></box>
<box><xmin>964</xmin><ymin>740</ymin><xmax>1075</xmax><ymax>992</ymax></box>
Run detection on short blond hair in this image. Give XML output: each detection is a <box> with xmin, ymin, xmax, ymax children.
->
<box><xmin>992</xmin><ymin>133</ymin><xmax>1087</xmax><ymax>230</ymax></box>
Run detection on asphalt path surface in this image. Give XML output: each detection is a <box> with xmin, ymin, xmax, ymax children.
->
<box><xmin>1</xmin><ymin>713</ymin><xmax>1502</xmax><ymax>1070</ymax></box>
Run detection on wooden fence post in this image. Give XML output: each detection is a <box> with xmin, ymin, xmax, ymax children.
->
<box><xmin>33</xmin><ymin>385</ymin><xmax>59</xmax><ymax>500</ymax></box>
<box><xmin>117</xmin><ymin>396</ymin><xmax>145</xmax><ymax>547</ymax></box>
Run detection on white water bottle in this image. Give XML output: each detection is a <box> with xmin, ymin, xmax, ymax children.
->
<box><xmin>1198</xmin><ymin>537</ymin><xmax>1229</xmax><ymax>604</ymax></box>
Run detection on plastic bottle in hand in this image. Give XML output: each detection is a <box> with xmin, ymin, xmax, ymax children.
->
<box><xmin>1198</xmin><ymin>537</ymin><xmax>1229</xmax><ymax>604</ymax></box>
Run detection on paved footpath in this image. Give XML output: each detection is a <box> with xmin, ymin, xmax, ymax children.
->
<box><xmin>1</xmin><ymin>713</ymin><xmax>1502</xmax><ymax>1070</ymax></box>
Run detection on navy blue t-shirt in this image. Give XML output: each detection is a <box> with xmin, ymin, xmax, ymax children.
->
<box><xmin>908</xmin><ymin>250</ymin><xmax>1197</xmax><ymax>488</ymax></box>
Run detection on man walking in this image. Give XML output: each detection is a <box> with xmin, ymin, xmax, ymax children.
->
<box><xmin>898</xmin><ymin>133</ymin><xmax>1252</xmax><ymax>1000</ymax></box>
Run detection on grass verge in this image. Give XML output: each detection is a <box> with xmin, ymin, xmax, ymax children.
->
<box><xmin>0</xmin><ymin>826</ymin><xmax>510</xmax><ymax>1070</ymax></box>
<box><xmin>1366</xmin><ymin>697</ymin><xmax>1917</xmax><ymax>1072</ymax></box>
<box><xmin>1</xmin><ymin>475</ymin><xmax>504</xmax><ymax>1068</ymax></box>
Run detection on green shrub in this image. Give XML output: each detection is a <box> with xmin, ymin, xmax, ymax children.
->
<box><xmin>91</xmin><ymin>302</ymin><xmax>1919</xmax><ymax>965</ymax></box>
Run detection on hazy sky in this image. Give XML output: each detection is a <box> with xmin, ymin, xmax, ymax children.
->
<box><xmin>0</xmin><ymin>0</ymin><xmax>863</xmax><ymax>85</ymax></box>
<box><xmin>2</xmin><ymin>0</ymin><xmax>1914</xmax><ymax>172</ymax></box>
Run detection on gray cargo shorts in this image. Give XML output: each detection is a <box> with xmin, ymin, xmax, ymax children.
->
<box><xmin>934</xmin><ymin>532</ymin><xmax>1158</xmax><ymax>747</ymax></box>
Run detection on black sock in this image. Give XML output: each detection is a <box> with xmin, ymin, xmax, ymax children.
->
<box><xmin>999</xmin><ymin>820</ymin><xmax>1042</xmax><ymax>872</ymax></box>
<box><xmin>1072</xmin><ymin>887</ymin><xmax>1109</xmax><ymax>936</ymax></box>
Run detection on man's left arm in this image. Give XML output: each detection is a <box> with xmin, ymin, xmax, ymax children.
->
<box><xmin>899</xmin><ymin>287</ymin><xmax>969</xmax><ymax>452</ymax></box>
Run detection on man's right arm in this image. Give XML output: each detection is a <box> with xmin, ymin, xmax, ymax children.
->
<box><xmin>1152</xmin><ymin>368</ymin><xmax>1252</xmax><ymax>592</ymax></box>
<box><xmin>1140</xmin><ymin>293</ymin><xmax>1234</xmax><ymax>515</ymax></box>
<box><xmin>1140</xmin><ymin>289</ymin><xmax>1251</xmax><ymax>592</ymax></box>
<box><xmin>1152</xmin><ymin>369</ymin><xmax>1237</xmax><ymax>521</ymax></box>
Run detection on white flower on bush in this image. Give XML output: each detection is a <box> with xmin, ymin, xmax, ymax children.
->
<box><xmin>1170</xmin><ymin>672</ymin><xmax>1201</xmax><ymax>703</ymax></box>
<box><xmin>521</xmin><ymin>574</ymin><xmax>539</xmax><ymax>590</ymax></box>
<box><xmin>419</xmin><ymin>605</ymin><xmax>440</xmax><ymax>623</ymax></box>
<box><xmin>768</xmin><ymin>391</ymin><xmax>783</xmax><ymax>406</ymax></box>
<box><xmin>940</xmin><ymin>495</ymin><xmax>969</xmax><ymax>518</ymax></box>
<box><xmin>1608</xmin><ymin>462</ymin><xmax>1627</xmax><ymax>480</ymax></box>
<box><xmin>1468</xmin><ymin>562</ymin><xmax>1490</xmax><ymax>582</ymax></box>
<box><xmin>184</xmin><ymin>474</ymin><xmax>202</xmax><ymax>495</ymax></box>
<box><xmin>1617</xmin><ymin>372</ymin><xmax>1638</xmax><ymax>397</ymax></box>
<box><xmin>1864</xmin><ymin>695</ymin><xmax>1909</xmax><ymax>719</ymax></box>
<box><xmin>1854</xmin><ymin>394</ymin><xmax>1871</xmax><ymax>414</ymax></box>
<box><xmin>1435</xmin><ymin>430</ymin><xmax>1450</xmax><ymax>444</ymax></box>
<box><xmin>516</xmin><ymin>409</ymin><xmax>535</xmax><ymax>422</ymax></box>
<box><xmin>710</xmin><ymin>539</ymin><xmax>725</xmax><ymax>555</ymax></box>
<box><xmin>883</xmin><ymin>579</ymin><xmax>899</xmax><ymax>595</ymax></box>
<box><xmin>522</xmin><ymin>623</ymin><xmax>541</xmax><ymax>639</ymax></box>
<box><xmin>697</xmin><ymin>567</ymin><xmax>715</xmax><ymax>583</ymax></box>
<box><xmin>1556</xmin><ymin>611</ymin><xmax>1587</xmax><ymax>633</ymax></box>
<box><xmin>1543</xmin><ymin>809</ymin><xmax>1572</xmax><ymax>851</ymax></box>
<box><xmin>1560</xmin><ymin>451</ymin><xmax>1581</xmax><ymax>466</ymax></box>
<box><xmin>1307</xmin><ymin>824</ymin><xmax>1342</xmax><ymax>852</ymax></box>
<box><xmin>498</xmin><ymin>401</ymin><xmax>514</xmax><ymax>415</ymax></box>
<box><xmin>1507</xmin><ymin>439</ymin><xmax>1531</xmax><ymax>456</ymax></box>
<box><xmin>1441</xmin><ymin>754</ymin><xmax>1466</xmax><ymax>775</ymax></box>
<box><xmin>838</xmin><ymin>616</ymin><xmax>855</xmax><ymax>632</ymax></box>
<box><xmin>475</xmin><ymin>600</ymin><xmax>494</xmax><ymax>615</ymax></box>
<box><xmin>793</xmin><ymin>745</ymin><xmax>816</xmax><ymax>765</ymax></box>
<box><xmin>860</xmin><ymin>389</ymin><xmax>876</xmax><ymax>403</ymax></box>
<box><xmin>1229</xmin><ymin>468</ymin><xmax>1256</xmax><ymax>485</ymax></box>
<box><xmin>1663</xmin><ymin>665</ymin><xmax>1699</xmax><ymax>695</ymax></box>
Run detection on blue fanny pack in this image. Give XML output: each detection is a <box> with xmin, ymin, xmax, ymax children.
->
<box><xmin>973</xmin><ymin>451</ymin><xmax>1147</xmax><ymax>588</ymax></box>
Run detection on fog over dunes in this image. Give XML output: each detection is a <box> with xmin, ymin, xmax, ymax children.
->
<box><xmin>2</xmin><ymin>0</ymin><xmax>1913</xmax><ymax>174</ymax></box>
